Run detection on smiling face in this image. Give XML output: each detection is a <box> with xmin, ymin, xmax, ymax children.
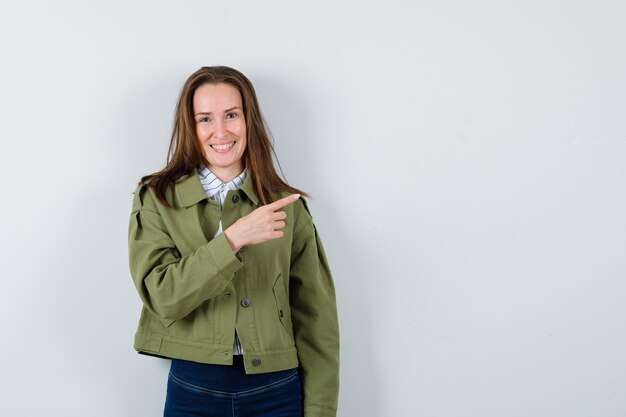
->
<box><xmin>193</xmin><ymin>83</ymin><xmax>247</xmax><ymax>182</ymax></box>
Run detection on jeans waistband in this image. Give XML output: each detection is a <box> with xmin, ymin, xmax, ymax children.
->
<box><xmin>169</xmin><ymin>356</ymin><xmax>297</xmax><ymax>393</ymax></box>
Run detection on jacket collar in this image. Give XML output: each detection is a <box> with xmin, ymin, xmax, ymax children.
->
<box><xmin>176</xmin><ymin>169</ymin><xmax>259</xmax><ymax>208</ymax></box>
<box><xmin>239</xmin><ymin>171</ymin><xmax>259</xmax><ymax>206</ymax></box>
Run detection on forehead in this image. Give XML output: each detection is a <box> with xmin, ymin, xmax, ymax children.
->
<box><xmin>193</xmin><ymin>83</ymin><xmax>242</xmax><ymax>112</ymax></box>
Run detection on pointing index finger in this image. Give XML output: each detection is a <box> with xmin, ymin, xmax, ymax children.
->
<box><xmin>267</xmin><ymin>194</ymin><xmax>300</xmax><ymax>211</ymax></box>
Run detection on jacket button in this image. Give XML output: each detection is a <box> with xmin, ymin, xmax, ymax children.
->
<box><xmin>252</xmin><ymin>358</ymin><xmax>262</xmax><ymax>366</ymax></box>
<box><xmin>279</xmin><ymin>309</ymin><xmax>284</xmax><ymax>318</ymax></box>
<box><xmin>240</xmin><ymin>299</ymin><xmax>250</xmax><ymax>307</ymax></box>
<box><xmin>232</xmin><ymin>194</ymin><xmax>240</xmax><ymax>203</ymax></box>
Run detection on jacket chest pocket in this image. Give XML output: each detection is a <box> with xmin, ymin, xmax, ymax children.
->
<box><xmin>271</xmin><ymin>273</ymin><xmax>294</xmax><ymax>342</ymax></box>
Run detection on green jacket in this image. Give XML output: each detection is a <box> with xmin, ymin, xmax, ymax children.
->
<box><xmin>128</xmin><ymin>169</ymin><xmax>340</xmax><ymax>417</ymax></box>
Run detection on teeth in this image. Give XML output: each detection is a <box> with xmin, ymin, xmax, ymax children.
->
<box><xmin>211</xmin><ymin>142</ymin><xmax>234</xmax><ymax>150</ymax></box>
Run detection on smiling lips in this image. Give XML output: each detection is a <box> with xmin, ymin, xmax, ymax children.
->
<box><xmin>210</xmin><ymin>141</ymin><xmax>236</xmax><ymax>153</ymax></box>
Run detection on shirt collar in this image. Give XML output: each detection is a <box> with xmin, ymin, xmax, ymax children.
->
<box><xmin>176</xmin><ymin>167</ymin><xmax>259</xmax><ymax>208</ymax></box>
<box><xmin>198</xmin><ymin>165</ymin><xmax>247</xmax><ymax>199</ymax></box>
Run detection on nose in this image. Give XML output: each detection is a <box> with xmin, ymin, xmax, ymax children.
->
<box><xmin>214</xmin><ymin>119</ymin><xmax>226</xmax><ymax>139</ymax></box>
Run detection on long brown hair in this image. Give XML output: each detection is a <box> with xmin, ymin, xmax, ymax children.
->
<box><xmin>140</xmin><ymin>66</ymin><xmax>308</xmax><ymax>207</ymax></box>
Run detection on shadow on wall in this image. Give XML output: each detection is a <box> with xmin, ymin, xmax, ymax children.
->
<box><xmin>252</xmin><ymin>73</ymin><xmax>316</xmax><ymax>192</ymax></box>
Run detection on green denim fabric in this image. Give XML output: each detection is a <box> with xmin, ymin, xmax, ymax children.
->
<box><xmin>128</xmin><ymin>170</ymin><xmax>340</xmax><ymax>417</ymax></box>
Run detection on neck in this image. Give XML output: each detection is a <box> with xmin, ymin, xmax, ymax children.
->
<box><xmin>209</xmin><ymin>165</ymin><xmax>244</xmax><ymax>183</ymax></box>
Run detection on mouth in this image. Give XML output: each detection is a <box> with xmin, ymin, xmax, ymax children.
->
<box><xmin>210</xmin><ymin>141</ymin><xmax>236</xmax><ymax>152</ymax></box>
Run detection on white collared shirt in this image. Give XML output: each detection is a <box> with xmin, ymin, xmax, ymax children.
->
<box><xmin>198</xmin><ymin>164</ymin><xmax>246</xmax><ymax>355</ymax></box>
<box><xmin>198</xmin><ymin>165</ymin><xmax>247</xmax><ymax>236</ymax></box>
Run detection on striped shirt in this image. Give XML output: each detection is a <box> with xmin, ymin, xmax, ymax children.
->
<box><xmin>198</xmin><ymin>164</ymin><xmax>246</xmax><ymax>355</ymax></box>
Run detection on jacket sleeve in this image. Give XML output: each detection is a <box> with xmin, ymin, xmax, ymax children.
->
<box><xmin>290</xmin><ymin>199</ymin><xmax>340</xmax><ymax>417</ymax></box>
<box><xmin>128</xmin><ymin>185</ymin><xmax>242</xmax><ymax>323</ymax></box>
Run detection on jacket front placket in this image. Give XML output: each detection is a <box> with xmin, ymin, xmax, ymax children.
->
<box><xmin>221</xmin><ymin>187</ymin><xmax>262</xmax><ymax>354</ymax></box>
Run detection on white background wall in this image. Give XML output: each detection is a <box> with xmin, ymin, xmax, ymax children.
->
<box><xmin>1</xmin><ymin>1</ymin><xmax>625</xmax><ymax>416</ymax></box>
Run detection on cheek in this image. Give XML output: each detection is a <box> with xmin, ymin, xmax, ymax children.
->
<box><xmin>196</xmin><ymin>125</ymin><xmax>211</xmax><ymax>139</ymax></box>
<box><xmin>238</xmin><ymin>132</ymin><xmax>247</xmax><ymax>149</ymax></box>
<box><xmin>235</xmin><ymin>121</ymin><xmax>246</xmax><ymax>136</ymax></box>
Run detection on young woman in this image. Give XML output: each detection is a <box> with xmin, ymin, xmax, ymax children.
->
<box><xmin>128</xmin><ymin>66</ymin><xmax>340</xmax><ymax>417</ymax></box>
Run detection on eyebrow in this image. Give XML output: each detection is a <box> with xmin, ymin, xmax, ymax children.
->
<box><xmin>194</xmin><ymin>106</ymin><xmax>241</xmax><ymax>116</ymax></box>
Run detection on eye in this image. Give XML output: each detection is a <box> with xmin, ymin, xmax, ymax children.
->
<box><xmin>226</xmin><ymin>112</ymin><xmax>238</xmax><ymax>119</ymax></box>
<box><xmin>198</xmin><ymin>116</ymin><xmax>211</xmax><ymax>123</ymax></box>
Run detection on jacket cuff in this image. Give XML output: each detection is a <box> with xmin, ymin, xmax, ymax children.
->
<box><xmin>304</xmin><ymin>404</ymin><xmax>337</xmax><ymax>417</ymax></box>
<box><xmin>205</xmin><ymin>232</ymin><xmax>242</xmax><ymax>278</ymax></box>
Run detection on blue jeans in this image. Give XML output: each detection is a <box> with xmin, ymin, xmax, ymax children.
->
<box><xmin>164</xmin><ymin>356</ymin><xmax>303</xmax><ymax>417</ymax></box>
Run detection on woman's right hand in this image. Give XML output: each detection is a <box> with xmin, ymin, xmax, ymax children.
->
<box><xmin>224</xmin><ymin>194</ymin><xmax>300</xmax><ymax>252</ymax></box>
